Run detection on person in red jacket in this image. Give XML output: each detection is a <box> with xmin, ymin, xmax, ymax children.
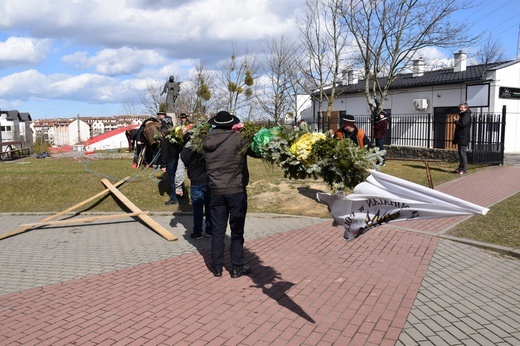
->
<box><xmin>374</xmin><ymin>110</ymin><xmax>389</xmax><ymax>166</ymax></box>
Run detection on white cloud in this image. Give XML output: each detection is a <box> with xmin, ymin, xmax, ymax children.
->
<box><xmin>0</xmin><ymin>0</ymin><xmax>302</xmax><ymax>68</ymax></box>
<box><xmin>0</xmin><ymin>69</ymin><xmax>140</xmax><ymax>104</ymax></box>
<box><xmin>8</xmin><ymin>0</ymin><xmax>498</xmax><ymax>119</ymax></box>
<box><xmin>62</xmin><ymin>47</ymin><xmax>166</xmax><ymax>75</ymax></box>
<box><xmin>0</xmin><ymin>37</ymin><xmax>52</xmax><ymax>68</ymax></box>
<box><xmin>415</xmin><ymin>47</ymin><xmax>452</xmax><ymax>70</ymax></box>
<box><xmin>0</xmin><ymin>70</ymin><xmax>48</xmax><ymax>96</ymax></box>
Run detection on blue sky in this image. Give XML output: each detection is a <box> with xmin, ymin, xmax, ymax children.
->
<box><xmin>0</xmin><ymin>0</ymin><xmax>519</xmax><ymax>120</ymax></box>
<box><xmin>462</xmin><ymin>0</ymin><xmax>519</xmax><ymax>58</ymax></box>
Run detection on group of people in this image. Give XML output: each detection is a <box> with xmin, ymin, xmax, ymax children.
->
<box><xmin>130</xmin><ymin>102</ymin><xmax>470</xmax><ymax>279</ymax></box>
<box><xmin>132</xmin><ymin>110</ymin><xmax>254</xmax><ymax>279</ymax></box>
<box><xmin>334</xmin><ymin>111</ymin><xmax>389</xmax><ymax>166</ymax></box>
<box><xmin>331</xmin><ymin>102</ymin><xmax>470</xmax><ymax>173</ymax></box>
<box><xmin>130</xmin><ymin>112</ymin><xmax>190</xmax><ymax>200</ymax></box>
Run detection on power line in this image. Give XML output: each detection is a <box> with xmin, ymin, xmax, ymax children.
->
<box><xmin>470</xmin><ymin>0</ymin><xmax>518</xmax><ymax>33</ymax></box>
<box><xmin>517</xmin><ymin>24</ymin><xmax>520</xmax><ymax>59</ymax></box>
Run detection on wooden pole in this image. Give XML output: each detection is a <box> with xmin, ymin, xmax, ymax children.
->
<box><xmin>38</xmin><ymin>178</ymin><xmax>129</xmax><ymax>223</ymax></box>
<box><xmin>19</xmin><ymin>212</ymin><xmax>148</xmax><ymax>228</ymax></box>
<box><xmin>101</xmin><ymin>179</ymin><xmax>177</xmax><ymax>241</ymax></box>
<box><xmin>0</xmin><ymin>178</ymin><xmax>129</xmax><ymax>240</ymax></box>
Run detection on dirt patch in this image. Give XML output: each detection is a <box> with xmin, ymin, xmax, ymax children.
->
<box><xmin>49</xmin><ymin>151</ymin><xmax>133</xmax><ymax>160</ymax></box>
<box><xmin>248</xmin><ymin>181</ymin><xmax>332</xmax><ymax>218</ymax></box>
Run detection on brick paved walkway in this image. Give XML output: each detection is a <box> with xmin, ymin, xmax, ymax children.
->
<box><xmin>0</xmin><ymin>165</ymin><xmax>519</xmax><ymax>345</ymax></box>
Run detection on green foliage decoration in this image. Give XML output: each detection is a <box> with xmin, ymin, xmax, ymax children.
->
<box><xmin>312</xmin><ymin>137</ymin><xmax>382</xmax><ymax>191</ymax></box>
<box><xmin>188</xmin><ymin>122</ymin><xmax>212</xmax><ymax>154</ymax></box>
<box><xmin>188</xmin><ymin>121</ymin><xmax>384</xmax><ymax>191</ymax></box>
<box><xmin>153</xmin><ymin>125</ymin><xmax>186</xmax><ymax>147</ymax></box>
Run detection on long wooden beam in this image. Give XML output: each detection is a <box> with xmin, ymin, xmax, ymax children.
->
<box><xmin>19</xmin><ymin>212</ymin><xmax>148</xmax><ymax>228</ymax></box>
<box><xmin>40</xmin><ymin>177</ymin><xmax>129</xmax><ymax>223</ymax></box>
<box><xmin>0</xmin><ymin>178</ymin><xmax>130</xmax><ymax>240</ymax></box>
<box><xmin>101</xmin><ymin>178</ymin><xmax>177</xmax><ymax>241</ymax></box>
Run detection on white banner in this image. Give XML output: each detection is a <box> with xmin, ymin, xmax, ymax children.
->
<box><xmin>317</xmin><ymin>170</ymin><xmax>489</xmax><ymax>241</ymax></box>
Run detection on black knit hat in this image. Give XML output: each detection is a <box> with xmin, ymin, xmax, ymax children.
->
<box><xmin>208</xmin><ymin>111</ymin><xmax>240</xmax><ymax>127</ymax></box>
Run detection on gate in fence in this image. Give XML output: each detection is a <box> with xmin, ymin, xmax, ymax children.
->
<box><xmin>470</xmin><ymin>107</ymin><xmax>506</xmax><ymax>165</ymax></box>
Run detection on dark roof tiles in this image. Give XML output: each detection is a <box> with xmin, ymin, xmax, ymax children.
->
<box><xmin>336</xmin><ymin>61</ymin><xmax>512</xmax><ymax>94</ymax></box>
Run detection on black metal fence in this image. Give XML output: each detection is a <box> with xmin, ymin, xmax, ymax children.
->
<box><xmin>307</xmin><ymin>107</ymin><xmax>507</xmax><ymax>165</ymax></box>
<box><xmin>470</xmin><ymin>111</ymin><xmax>506</xmax><ymax>164</ymax></box>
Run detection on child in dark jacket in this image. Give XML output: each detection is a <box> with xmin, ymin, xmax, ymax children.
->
<box><xmin>180</xmin><ymin>141</ymin><xmax>212</xmax><ymax>238</ymax></box>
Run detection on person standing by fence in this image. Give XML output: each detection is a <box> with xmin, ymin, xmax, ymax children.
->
<box><xmin>374</xmin><ymin>110</ymin><xmax>388</xmax><ymax>166</ymax></box>
<box><xmin>453</xmin><ymin>102</ymin><xmax>472</xmax><ymax>175</ymax></box>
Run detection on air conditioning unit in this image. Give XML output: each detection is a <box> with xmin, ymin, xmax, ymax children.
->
<box><xmin>413</xmin><ymin>99</ymin><xmax>428</xmax><ymax>111</ymax></box>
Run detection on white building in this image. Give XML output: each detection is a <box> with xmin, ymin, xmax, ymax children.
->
<box><xmin>0</xmin><ymin>110</ymin><xmax>33</xmax><ymax>146</ymax></box>
<box><xmin>51</xmin><ymin>118</ymin><xmax>91</xmax><ymax>146</ymax></box>
<box><xmin>285</xmin><ymin>95</ymin><xmax>312</xmax><ymax>126</ymax></box>
<box><xmin>84</xmin><ymin>125</ymin><xmax>138</xmax><ymax>151</ymax></box>
<box><xmin>306</xmin><ymin>52</ymin><xmax>520</xmax><ymax>153</ymax></box>
<box><xmin>31</xmin><ymin>115</ymin><xmax>149</xmax><ymax>147</ymax></box>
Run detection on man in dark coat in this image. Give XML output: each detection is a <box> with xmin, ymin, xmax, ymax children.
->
<box><xmin>157</xmin><ymin>111</ymin><xmax>173</xmax><ymax>127</ymax></box>
<box><xmin>453</xmin><ymin>102</ymin><xmax>472</xmax><ymax>175</ymax></box>
<box><xmin>203</xmin><ymin>111</ymin><xmax>251</xmax><ymax>278</ymax></box>
<box><xmin>130</xmin><ymin>126</ymin><xmax>144</xmax><ymax>168</ymax></box>
<box><xmin>159</xmin><ymin>125</ymin><xmax>180</xmax><ymax>205</ymax></box>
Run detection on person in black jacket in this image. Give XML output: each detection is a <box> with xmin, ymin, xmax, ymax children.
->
<box><xmin>453</xmin><ymin>102</ymin><xmax>472</xmax><ymax>175</ymax></box>
<box><xmin>130</xmin><ymin>126</ymin><xmax>144</xmax><ymax>168</ymax></box>
<box><xmin>159</xmin><ymin>125</ymin><xmax>180</xmax><ymax>205</ymax></box>
<box><xmin>180</xmin><ymin>140</ymin><xmax>212</xmax><ymax>239</ymax></box>
<box><xmin>157</xmin><ymin>111</ymin><xmax>173</xmax><ymax>127</ymax></box>
<box><xmin>203</xmin><ymin>111</ymin><xmax>251</xmax><ymax>278</ymax></box>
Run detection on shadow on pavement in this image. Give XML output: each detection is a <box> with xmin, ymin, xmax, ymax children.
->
<box><xmin>181</xmin><ymin>227</ymin><xmax>316</xmax><ymax>323</ymax></box>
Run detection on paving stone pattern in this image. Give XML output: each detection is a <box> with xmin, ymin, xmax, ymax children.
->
<box><xmin>0</xmin><ymin>165</ymin><xmax>519</xmax><ymax>345</ymax></box>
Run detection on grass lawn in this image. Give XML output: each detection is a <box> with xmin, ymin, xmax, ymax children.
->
<box><xmin>0</xmin><ymin>154</ymin><xmax>518</xmax><ymax>249</ymax></box>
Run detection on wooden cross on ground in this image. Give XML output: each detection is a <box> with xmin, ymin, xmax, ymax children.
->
<box><xmin>0</xmin><ymin>177</ymin><xmax>177</xmax><ymax>241</ymax></box>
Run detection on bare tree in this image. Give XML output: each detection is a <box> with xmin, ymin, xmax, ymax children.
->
<box><xmin>298</xmin><ymin>0</ymin><xmax>350</xmax><ymax>127</ymax></box>
<box><xmin>215</xmin><ymin>44</ymin><xmax>258</xmax><ymax>116</ymax></box>
<box><xmin>257</xmin><ymin>34</ymin><xmax>300</xmax><ymax>124</ymax></box>
<box><xmin>174</xmin><ymin>80</ymin><xmax>195</xmax><ymax>116</ymax></box>
<box><xmin>341</xmin><ymin>0</ymin><xmax>478</xmax><ymax>117</ymax></box>
<box><xmin>139</xmin><ymin>81</ymin><xmax>163</xmax><ymax>116</ymax></box>
<box><xmin>192</xmin><ymin>63</ymin><xmax>214</xmax><ymax>118</ymax></box>
<box><xmin>172</xmin><ymin>63</ymin><xmax>217</xmax><ymax>120</ymax></box>
<box><xmin>120</xmin><ymin>96</ymin><xmax>139</xmax><ymax>116</ymax></box>
<box><xmin>474</xmin><ymin>34</ymin><xmax>507</xmax><ymax>64</ymax></box>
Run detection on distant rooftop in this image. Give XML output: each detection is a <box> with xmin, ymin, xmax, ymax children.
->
<box><xmin>334</xmin><ymin>60</ymin><xmax>517</xmax><ymax>95</ymax></box>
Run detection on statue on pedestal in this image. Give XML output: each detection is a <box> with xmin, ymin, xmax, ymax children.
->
<box><xmin>161</xmin><ymin>75</ymin><xmax>181</xmax><ymax>113</ymax></box>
